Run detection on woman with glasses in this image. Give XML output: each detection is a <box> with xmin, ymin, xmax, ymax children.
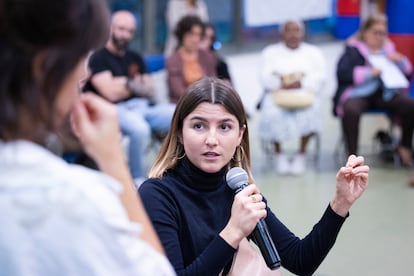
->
<box><xmin>334</xmin><ymin>13</ymin><xmax>414</xmax><ymax>166</ymax></box>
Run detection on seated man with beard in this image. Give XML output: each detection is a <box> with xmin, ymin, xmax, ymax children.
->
<box><xmin>84</xmin><ymin>10</ymin><xmax>175</xmax><ymax>186</ymax></box>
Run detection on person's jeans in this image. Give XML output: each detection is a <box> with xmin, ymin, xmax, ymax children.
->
<box><xmin>117</xmin><ymin>98</ymin><xmax>175</xmax><ymax>178</ymax></box>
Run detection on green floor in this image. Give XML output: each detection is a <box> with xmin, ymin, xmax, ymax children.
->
<box><xmin>228</xmin><ymin>42</ymin><xmax>414</xmax><ymax>276</ymax></box>
<box><xmin>251</xmin><ymin>130</ymin><xmax>414</xmax><ymax>275</ymax></box>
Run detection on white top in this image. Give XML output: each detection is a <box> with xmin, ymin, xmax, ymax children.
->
<box><xmin>0</xmin><ymin>140</ymin><xmax>175</xmax><ymax>276</ymax></box>
<box><xmin>368</xmin><ymin>54</ymin><xmax>409</xmax><ymax>89</ymax></box>
<box><xmin>258</xmin><ymin>42</ymin><xmax>326</xmax><ymax>142</ymax></box>
<box><xmin>259</xmin><ymin>42</ymin><xmax>326</xmax><ymax>94</ymax></box>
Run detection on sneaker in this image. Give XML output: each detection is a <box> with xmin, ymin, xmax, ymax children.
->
<box><xmin>291</xmin><ymin>154</ymin><xmax>306</xmax><ymax>175</ymax></box>
<box><xmin>275</xmin><ymin>153</ymin><xmax>290</xmax><ymax>175</ymax></box>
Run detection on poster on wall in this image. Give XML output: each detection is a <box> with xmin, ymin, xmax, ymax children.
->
<box><xmin>244</xmin><ymin>0</ymin><xmax>332</xmax><ymax>27</ymax></box>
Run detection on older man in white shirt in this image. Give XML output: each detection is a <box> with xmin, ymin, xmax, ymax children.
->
<box><xmin>258</xmin><ymin>19</ymin><xmax>326</xmax><ymax>175</ymax></box>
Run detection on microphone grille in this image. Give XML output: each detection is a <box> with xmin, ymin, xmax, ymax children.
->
<box><xmin>226</xmin><ymin>167</ymin><xmax>248</xmax><ymax>190</ymax></box>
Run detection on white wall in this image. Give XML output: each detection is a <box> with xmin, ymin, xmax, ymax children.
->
<box><xmin>244</xmin><ymin>0</ymin><xmax>331</xmax><ymax>27</ymax></box>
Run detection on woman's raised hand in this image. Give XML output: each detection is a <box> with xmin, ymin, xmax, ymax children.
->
<box><xmin>331</xmin><ymin>155</ymin><xmax>369</xmax><ymax>217</ymax></box>
<box><xmin>70</xmin><ymin>93</ymin><xmax>124</xmax><ymax>166</ymax></box>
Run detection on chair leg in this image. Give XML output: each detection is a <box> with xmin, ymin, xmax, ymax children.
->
<box><xmin>147</xmin><ymin>130</ymin><xmax>167</xmax><ymax>154</ymax></box>
<box><xmin>310</xmin><ymin>133</ymin><xmax>321</xmax><ymax>170</ymax></box>
<box><xmin>389</xmin><ymin>122</ymin><xmax>402</xmax><ymax>168</ymax></box>
<box><xmin>333</xmin><ymin>131</ymin><xmax>347</xmax><ymax>165</ymax></box>
<box><xmin>260</xmin><ymin>138</ymin><xmax>274</xmax><ymax>170</ymax></box>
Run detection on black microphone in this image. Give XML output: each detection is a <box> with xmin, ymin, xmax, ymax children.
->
<box><xmin>226</xmin><ymin>167</ymin><xmax>281</xmax><ymax>270</ymax></box>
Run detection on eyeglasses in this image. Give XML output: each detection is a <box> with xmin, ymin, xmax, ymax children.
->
<box><xmin>370</xmin><ymin>29</ymin><xmax>387</xmax><ymax>37</ymax></box>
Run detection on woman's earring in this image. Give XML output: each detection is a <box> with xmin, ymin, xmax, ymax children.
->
<box><xmin>176</xmin><ymin>143</ymin><xmax>186</xmax><ymax>160</ymax></box>
<box><xmin>177</xmin><ymin>152</ymin><xmax>186</xmax><ymax>159</ymax></box>
<box><xmin>232</xmin><ymin>145</ymin><xmax>245</xmax><ymax>164</ymax></box>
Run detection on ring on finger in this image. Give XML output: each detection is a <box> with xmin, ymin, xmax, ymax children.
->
<box><xmin>251</xmin><ymin>194</ymin><xmax>258</xmax><ymax>203</ymax></box>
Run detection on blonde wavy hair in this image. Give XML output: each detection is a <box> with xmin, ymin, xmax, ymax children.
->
<box><xmin>357</xmin><ymin>13</ymin><xmax>388</xmax><ymax>41</ymax></box>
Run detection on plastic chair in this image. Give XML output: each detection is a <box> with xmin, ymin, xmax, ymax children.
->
<box><xmin>258</xmin><ymin>88</ymin><xmax>322</xmax><ymax>171</ymax></box>
<box><xmin>334</xmin><ymin>77</ymin><xmax>414</xmax><ymax>165</ymax></box>
<box><xmin>144</xmin><ymin>54</ymin><xmax>168</xmax><ymax>152</ymax></box>
<box><xmin>261</xmin><ymin>133</ymin><xmax>321</xmax><ymax>171</ymax></box>
<box><xmin>144</xmin><ymin>54</ymin><xmax>165</xmax><ymax>73</ymax></box>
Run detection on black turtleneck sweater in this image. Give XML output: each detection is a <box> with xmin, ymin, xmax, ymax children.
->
<box><xmin>139</xmin><ymin>158</ymin><xmax>347</xmax><ymax>276</ymax></box>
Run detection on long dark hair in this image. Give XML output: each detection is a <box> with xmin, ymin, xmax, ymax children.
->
<box><xmin>149</xmin><ymin>77</ymin><xmax>253</xmax><ymax>182</ymax></box>
<box><xmin>0</xmin><ymin>0</ymin><xmax>110</xmax><ymax>143</ymax></box>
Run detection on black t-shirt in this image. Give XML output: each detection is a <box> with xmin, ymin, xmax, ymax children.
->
<box><xmin>83</xmin><ymin>47</ymin><xmax>148</xmax><ymax>102</ymax></box>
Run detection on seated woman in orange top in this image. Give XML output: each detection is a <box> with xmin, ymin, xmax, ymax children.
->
<box><xmin>166</xmin><ymin>15</ymin><xmax>217</xmax><ymax>103</ymax></box>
